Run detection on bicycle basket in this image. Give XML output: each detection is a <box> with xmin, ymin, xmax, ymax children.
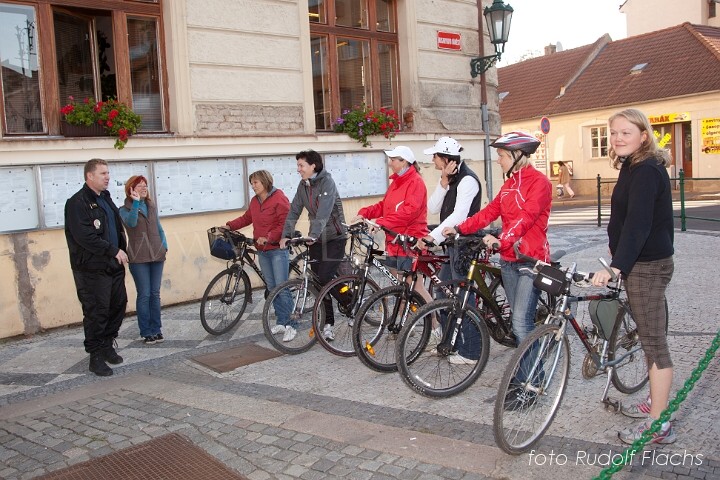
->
<box><xmin>533</xmin><ymin>265</ymin><xmax>566</xmax><ymax>295</ymax></box>
<box><xmin>207</xmin><ymin>228</ymin><xmax>237</xmax><ymax>260</ymax></box>
<box><xmin>588</xmin><ymin>298</ymin><xmax>620</xmax><ymax>340</ymax></box>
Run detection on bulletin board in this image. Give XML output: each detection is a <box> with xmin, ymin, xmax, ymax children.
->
<box><xmin>324</xmin><ymin>151</ymin><xmax>387</xmax><ymax>198</ymax></box>
<box><xmin>39</xmin><ymin>162</ymin><xmax>150</xmax><ymax>228</ymax></box>
<box><xmin>247</xmin><ymin>156</ymin><xmax>300</xmax><ymax>199</ymax></box>
<box><xmin>0</xmin><ymin>166</ymin><xmax>39</xmax><ymax>231</ymax></box>
<box><xmin>154</xmin><ymin>158</ymin><xmax>246</xmax><ymax>215</ymax></box>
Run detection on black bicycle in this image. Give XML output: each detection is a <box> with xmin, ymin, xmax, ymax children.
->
<box><xmin>394</xmin><ymin>233</ymin><xmax>558</xmax><ymax>398</ymax></box>
<box><xmin>493</xmin><ymin>247</ymin><xmax>654</xmax><ymax>454</ymax></box>
<box><xmin>200</xmin><ymin>227</ymin><xmax>303</xmax><ymax>335</ymax></box>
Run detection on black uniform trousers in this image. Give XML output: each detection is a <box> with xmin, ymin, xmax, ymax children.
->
<box><xmin>72</xmin><ymin>268</ymin><xmax>128</xmax><ymax>354</ymax></box>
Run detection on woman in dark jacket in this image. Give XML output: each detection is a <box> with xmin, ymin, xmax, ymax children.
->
<box><xmin>119</xmin><ymin>175</ymin><xmax>167</xmax><ymax>344</ymax></box>
<box><xmin>592</xmin><ymin>108</ymin><xmax>675</xmax><ymax>445</ymax></box>
<box><xmin>281</xmin><ymin>150</ymin><xmax>347</xmax><ymax>342</ymax></box>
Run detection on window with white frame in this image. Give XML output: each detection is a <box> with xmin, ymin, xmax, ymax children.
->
<box><xmin>590</xmin><ymin>126</ymin><xmax>608</xmax><ymax>158</ymax></box>
<box><xmin>0</xmin><ymin>0</ymin><xmax>167</xmax><ymax>136</ymax></box>
<box><xmin>308</xmin><ymin>0</ymin><xmax>400</xmax><ymax>130</ymax></box>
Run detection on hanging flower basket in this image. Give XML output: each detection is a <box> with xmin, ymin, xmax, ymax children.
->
<box><xmin>60</xmin><ymin>120</ymin><xmax>107</xmax><ymax>138</ymax></box>
<box><xmin>60</xmin><ymin>96</ymin><xmax>142</xmax><ymax>149</ymax></box>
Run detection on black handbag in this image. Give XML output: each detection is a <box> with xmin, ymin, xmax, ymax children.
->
<box><xmin>533</xmin><ymin>265</ymin><xmax>567</xmax><ymax>296</ymax></box>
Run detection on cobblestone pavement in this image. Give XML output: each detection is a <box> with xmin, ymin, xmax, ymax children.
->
<box><xmin>1</xmin><ymin>226</ymin><xmax>719</xmax><ymax>480</ymax></box>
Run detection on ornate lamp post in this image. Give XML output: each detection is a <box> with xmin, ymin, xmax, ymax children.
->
<box><xmin>471</xmin><ymin>0</ymin><xmax>513</xmax><ymax>199</ymax></box>
<box><xmin>471</xmin><ymin>0</ymin><xmax>514</xmax><ymax>78</ymax></box>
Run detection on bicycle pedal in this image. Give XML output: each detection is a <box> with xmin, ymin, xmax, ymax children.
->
<box><xmin>365</xmin><ymin>341</ymin><xmax>375</xmax><ymax>356</ymax></box>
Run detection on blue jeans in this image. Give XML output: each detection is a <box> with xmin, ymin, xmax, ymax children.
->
<box><xmin>438</xmin><ymin>245</ymin><xmax>479</xmax><ymax>359</ymax></box>
<box><xmin>129</xmin><ymin>261</ymin><xmax>164</xmax><ymax>338</ymax></box>
<box><xmin>258</xmin><ymin>248</ymin><xmax>293</xmax><ymax>327</ymax></box>
<box><xmin>501</xmin><ymin>259</ymin><xmax>542</xmax><ymax>383</ymax></box>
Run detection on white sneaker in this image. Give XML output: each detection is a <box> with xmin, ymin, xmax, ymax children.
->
<box><xmin>448</xmin><ymin>353</ymin><xmax>475</xmax><ymax>365</ymax></box>
<box><xmin>323</xmin><ymin>324</ymin><xmax>335</xmax><ymax>341</ymax></box>
<box><xmin>282</xmin><ymin>326</ymin><xmax>297</xmax><ymax>342</ymax></box>
<box><xmin>270</xmin><ymin>325</ymin><xmax>286</xmax><ymax>335</ymax></box>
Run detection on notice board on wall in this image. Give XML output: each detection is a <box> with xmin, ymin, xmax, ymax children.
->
<box><xmin>154</xmin><ymin>158</ymin><xmax>246</xmax><ymax>216</ymax></box>
<box><xmin>0</xmin><ymin>166</ymin><xmax>38</xmax><ymax>231</ymax></box>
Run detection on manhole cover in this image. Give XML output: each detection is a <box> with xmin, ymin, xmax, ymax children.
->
<box><xmin>192</xmin><ymin>343</ymin><xmax>283</xmax><ymax>373</ymax></box>
<box><xmin>36</xmin><ymin>433</ymin><xmax>248</xmax><ymax>479</ymax></box>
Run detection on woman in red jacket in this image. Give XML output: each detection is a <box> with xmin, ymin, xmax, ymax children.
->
<box><xmin>443</xmin><ymin>132</ymin><xmax>552</xmax><ymax>390</ymax></box>
<box><xmin>224</xmin><ymin>170</ymin><xmax>294</xmax><ymax>341</ymax></box>
<box><xmin>354</xmin><ymin>146</ymin><xmax>430</xmax><ymax>300</ymax></box>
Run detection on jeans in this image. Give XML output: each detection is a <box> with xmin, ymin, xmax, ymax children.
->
<box><xmin>438</xmin><ymin>245</ymin><xmax>479</xmax><ymax>359</ymax></box>
<box><xmin>258</xmin><ymin>248</ymin><xmax>292</xmax><ymax>327</ymax></box>
<box><xmin>501</xmin><ymin>259</ymin><xmax>541</xmax><ymax>383</ymax></box>
<box><xmin>129</xmin><ymin>261</ymin><xmax>164</xmax><ymax>338</ymax></box>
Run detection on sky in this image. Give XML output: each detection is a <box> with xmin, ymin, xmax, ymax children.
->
<box><xmin>496</xmin><ymin>0</ymin><xmax>628</xmax><ymax>65</ymax></box>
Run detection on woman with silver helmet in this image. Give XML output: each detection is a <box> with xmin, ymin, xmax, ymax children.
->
<box><xmin>442</xmin><ymin>132</ymin><xmax>552</xmax><ymax>405</ymax></box>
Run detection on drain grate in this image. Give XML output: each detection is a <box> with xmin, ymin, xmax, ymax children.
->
<box><xmin>192</xmin><ymin>343</ymin><xmax>283</xmax><ymax>373</ymax></box>
<box><xmin>36</xmin><ymin>433</ymin><xmax>248</xmax><ymax>480</ymax></box>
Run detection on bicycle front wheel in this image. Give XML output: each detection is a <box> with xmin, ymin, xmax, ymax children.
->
<box><xmin>395</xmin><ymin>299</ymin><xmax>490</xmax><ymax>397</ymax></box>
<box><xmin>352</xmin><ymin>285</ymin><xmax>426</xmax><ymax>372</ymax></box>
<box><xmin>609</xmin><ymin>305</ymin><xmax>649</xmax><ymax>394</ymax></box>
<box><xmin>313</xmin><ymin>274</ymin><xmax>381</xmax><ymax>357</ymax></box>
<box><xmin>262</xmin><ymin>278</ymin><xmax>320</xmax><ymax>354</ymax></box>
<box><xmin>200</xmin><ymin>267</ymin><xmax>251</xmax><ymax>335</ymax></box>
<box><xmin>493</xmin><ymin>324</ymin><xmax>570</xmax><ymax>455</ymax></box>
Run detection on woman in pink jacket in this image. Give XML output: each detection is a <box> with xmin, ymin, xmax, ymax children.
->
<box><xmin>225</xmin><ymin>170</ymin><xmax>294</xmax><ymax>341</ymax></box>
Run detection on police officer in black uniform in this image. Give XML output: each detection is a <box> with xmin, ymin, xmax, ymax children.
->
<box><xmin>65</xmin><ymin>159</ymin><xmax>128</xmax><ymax>376</ymax></box>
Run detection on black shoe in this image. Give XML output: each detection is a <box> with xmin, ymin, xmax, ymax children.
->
<box><xmin>143</xmin><ymin>336</ymin><xmax>157</xmax><ymax>345</ymax></box>
<box><xmin>89</xmin><ymin>354</ymin><xmax>113</xmax><ymax>377</ymax></box>
<box><xmin>154</xmin><ymin>333</ymin><xmax>165</xmax><ymax>343</ymax></box>
<box><xmin>503</xmin><ymin>384</ymin><xmax>538</xmax><ymax>411</ymax></box>
<box><xmin>103</xmin><ymin>347</ymin><xmax>124</xmax><ymax>365</ymax></box>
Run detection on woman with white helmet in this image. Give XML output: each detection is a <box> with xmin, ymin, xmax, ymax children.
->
<box><xmin>443</xmin><ymin>132</ymin><xmax>552</xmax><ymax>400</ymax></box>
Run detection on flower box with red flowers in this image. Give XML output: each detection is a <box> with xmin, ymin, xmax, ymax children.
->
<box><xmin>60</xmin><ymin>96</ymin><xmax>142</xmax><ymax>150</ymax></box>
<box><xmin>333</xmin><ymin>104</ymin><xmax>400</xmax><ymax>147</ymax></box>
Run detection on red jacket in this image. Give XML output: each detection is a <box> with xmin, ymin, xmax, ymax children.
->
<box><xmin>227</xmin><ymin>188</ymin><xmax>290</xmax><ymax>251</ymax></box>
<box><xmin>458</xmin><ymin>165</ymin><xmax>552</xmax><ymax>263</ymax></box>
<box><xmin>358</xmin><ymin>167</ymin><xmax>428</xmax><ymax>256</ymax></box>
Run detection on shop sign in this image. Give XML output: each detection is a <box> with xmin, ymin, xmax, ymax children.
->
<box><xmin>701</xmin><ymin>118</ymin><xmax>720</xmax><ymax>154</ymax></box>
<box><xmin>648</xmin><ymin>112</ymin><xmax>690</xmax><ymax>124</ymax></box>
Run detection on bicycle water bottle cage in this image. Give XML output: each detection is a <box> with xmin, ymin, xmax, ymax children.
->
<box><xmin>533</xmin><ymin>265</ymin><xmax>566</xmax><ymax>296</ymax></box>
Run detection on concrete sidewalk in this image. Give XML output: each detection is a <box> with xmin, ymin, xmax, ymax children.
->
<box><xmin>1</xmin><ymin>226</ymin><xmax>719</xmax><ymax>480</ymax></box>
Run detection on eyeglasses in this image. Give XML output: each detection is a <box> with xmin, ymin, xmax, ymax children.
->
<box><xmin>135</xmin><ymin>183</ymin><xmax>148</xmax><ymax>189</ymax></box>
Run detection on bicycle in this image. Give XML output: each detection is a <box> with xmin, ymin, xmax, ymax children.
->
<box><xmin>261</xmin><ymin>235</ymin><xmax>330</xmax><ymax>354</ymax></box>
<box><xmin>351</xmin><ymin>225</ymin><xmax>456</xmax><ymax>373</ymax></box>
<box><xmin>200</xmin><ymin>227</ymin><xmax>304</xmax><ymax>335</ymax></box>
<box><xmin>493</xmin><ymin>246</ymin><xmax>652</xmax><ymax>454</ymax></box>
<box><xmin>394</xmin><ymin>233</ymin><xmax>559</xmax><ymax>398</ymax></box>
<box><xmin>311</xmin><ymin>221</ymin><xmax>401</xmax><ymax>357</ymax></box>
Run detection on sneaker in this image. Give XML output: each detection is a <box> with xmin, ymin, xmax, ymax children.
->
<box><xmin>621</xmin><ymin>398</ymin><xmax>652</xmax><ymax>418</ymax></box>
<box><xmin>154</xmin><ymin>333</ymin><xmax>165</xmax><ymax>343</ymax></box>
<box><xmin>618</xmin><ymin>419</ymin><xmax>676</xmax><ymax>445</ymax></box>
<box><xmin>503</xmin><ymin>384</ymin><xmax>538</xmax><ymax>412</ymax></box>
<box><xmin>270</xmin><ymin>325</ymin><xmax>287</xmax><ymax>335</ymax></box>
<box><xmin>448</xmin><ymin>353</ymin><xmax>475</xmax><ymax>365</ymax></box>
<box><xmin>143</xmin><ymin>336</ymin><xmax>157</xmax><ymax>345</ymax></box>
<box><xmin>323</xmin><ymin>324</ymin><xmax>335</xmax><ymax>341</ymax></box>
<box><xmin>621</xmin><ymin>397</ymin><xmax>677</xmax><ymax>421</ymax></box>
<box><xmin>431</xmin><ymin>326</ymin><xmax>442</xmax><ymax>341</ymax></box>
<box><xmin>282</xmin><ymin>326</ymin><xmax>297</xmax><ymax>342</ymax></box>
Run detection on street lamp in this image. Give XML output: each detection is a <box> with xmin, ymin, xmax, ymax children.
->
<box><xmin>470</xmin><ymin>0</ymin><xmax>514</xmax><ymax>78</ymax></box>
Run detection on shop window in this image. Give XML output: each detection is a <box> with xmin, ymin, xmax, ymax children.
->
<box><xmin>590</xmin><ymin>126</ymin><xmax>608</xmax><ymax>158</ymax></box>
<box><xmin>309</xmin><ymin>0</ymin><xmax>399</xmax><ymax>130</ymax></box>
<box><xmin>0</xmin><ymin>1</ymin><xmax>166</xmax><ymax>136</ymax></box>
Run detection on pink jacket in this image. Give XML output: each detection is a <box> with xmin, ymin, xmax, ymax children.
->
<box><xmin>227</xmin><ymin>188</ymin><xmax>290</xmax><ymax>251</ymax></box>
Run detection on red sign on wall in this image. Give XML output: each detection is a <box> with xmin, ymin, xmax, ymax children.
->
<box><xmin>437</xmin><ymin>31</ymin><xmax>462</xmax><ymax>50</ymax></box>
